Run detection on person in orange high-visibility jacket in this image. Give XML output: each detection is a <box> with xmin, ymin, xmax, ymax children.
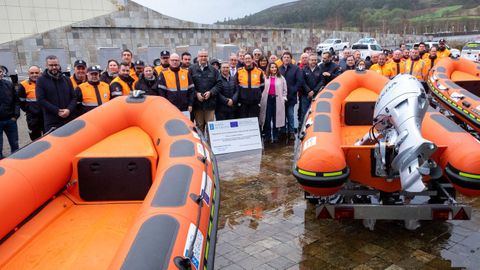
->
<box><xmin>154</xmin><ymin>50</ymin><xmax>171</xmax><ymax>75</ymax></box>
<box><xmin>437</xmin><ymin>39</ymin><xmax>452</xmax><ymax>59</ymax></box>
<box><xmin>70</xmin><ymin>60</ymin><xmax>87</xmax><ymax>89</ymax></box>
<box><xmin>388</xmin><ymin>50</ymin><xmax>405</xmax><ymax>78</ymax></box>
<box><xmin>75</xmin><ymin>66</ymin><xmax>110</xmax><ymax>115</ymax></box>
<box><xmin>110</xmin><ymin>62</ymin><xmax>134</xmax><ymax>98</ymax></box>
<box><xmin>369</xmin><ymin>54</ymin><xmax>393</xmax><ymax>79</ymax></box>
<box><xmin>121</xmin><ymin>49</ymin><xmax>137</xmax><ymax>81</ymax></box>
<box><xmin>236</xmin><ymin>53</ymin><xmax>265</xmax><ymax>118</ymax></box>
<box><xmin>424</xmin><ymin>47</ymin><xmax>440</xmax><ymax>71</ymax></box>
<box><xmin>403</xmin><ymin>49</ymin><xmax>428</xmax><ymax>82</ymax></box>
<box><xmin>18</xmin><ymin>65</ymin><xmax>43</xmax><ymax>140</ymax></box>
<box><xmin>158</xmin><ymin>53</ymin><xmax>194</xmax><ymax>112</ymax></box>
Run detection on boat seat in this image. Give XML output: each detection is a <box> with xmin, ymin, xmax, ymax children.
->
<box><xmin>73</xmin><ymin>127</ymin><xmax>158</xmax><ymax>201</ymax></box>
<box><xmin>342</xmin><ymin>88</ymin><xmax>377</xmax><ymax>126</ymax></box>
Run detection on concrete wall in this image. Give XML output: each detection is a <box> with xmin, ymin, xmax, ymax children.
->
<box><xmin>0</xmin><ymin>0</ymin><xmax>424</xmax><ymax>74</ymax></box>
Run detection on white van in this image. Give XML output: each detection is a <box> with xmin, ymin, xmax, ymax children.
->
<box><xmin>351</xmin><ymin>43</ymin><xmax>383</xmax><ymax>61</ymax></box>
<box><xmin>460</xmin><ymin>41</ymin><xmax>480</xmax><ymax>62</ymax></box>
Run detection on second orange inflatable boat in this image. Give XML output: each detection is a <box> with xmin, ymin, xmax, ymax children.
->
<box><xmin>0</xmin><ymin>95</ymin><xmax>220</xmax><ymax>270</ymax></box>
<box><xmin>428</xmin><ymin>57</ymin><xmax>480</xmax><ymax>132</ymax></box>
<box><xmin>293</xmin><ymin>70</ymin><xmax>480</xmax><ymax>197</ymax></box>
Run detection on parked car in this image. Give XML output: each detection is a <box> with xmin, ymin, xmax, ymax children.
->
<box><xmin>356</xmin><ymin>38</ymin><xmax>378</xmax><ymax>44</ymax></box>
<box><xmin>460</xmin><ymin>41</ymin><xmax>480</xmax><ymax>61</ymax></box>
<box><xmin>316</xmin><ymin>39</ymin><xmax>350</xmax><ymax>54</ymax></box>
<box><xmin>351</xmin><ymin>43</ymin><xmax>383</xmax><ymax>61</ymax></box>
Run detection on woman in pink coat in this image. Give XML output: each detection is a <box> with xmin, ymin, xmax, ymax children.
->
<box><xmin>259</xmin><ymin>62</ymin><xmax>288</xmax><ymax>143</ymax></box>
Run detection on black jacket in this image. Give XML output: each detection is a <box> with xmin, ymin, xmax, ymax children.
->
<box><xmin>0</xmin><ymin>79</ymin><xmax>20</xmax><ymax>120</ymax></box>
<box><xmin>188</xmin><ymin>64</ymin><xmax>221</xmax><ymax>111</ymax></box>
<box><xmin>217</xmin><ymin>74</ymin><xmax>238</xmax><ymax>114</ymax></box>
<box><xmin>36</xmin><ymin>70</ymin><xmax>76</xmax><ymax>130</ymax></box>
<box><xmin>279</xmin><ymin>64</ymin><xmax>303</xmax><ymax>105</ymax></box>
<box><xmin>158</xmin><ymin>67</ymin><xmax>194</xmax><ymax>112</ymax></box>
<box><xmin>100</xmin><ymin>71</ymin><xmax>115</xmax><ymax>84</ymax></box>
<box><xmin>302</xmin><ymin>65</ymin><xmax>324</xmax><ymax>96</ymax></box>
<box><xmin>134</xmin><ymin>74</ymin><xmax>160</xmax><ymax>96</ymax></box>
<box><xmin>318</xmin><ymin>61</ymin><xmax>341</xmax><ymax>86</ymax></box>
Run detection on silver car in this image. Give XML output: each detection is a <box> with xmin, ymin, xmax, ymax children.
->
<box><xmin>461</xmin><ymin>41</ymin><xmax>480</xmax><ymax>62</ymax></box>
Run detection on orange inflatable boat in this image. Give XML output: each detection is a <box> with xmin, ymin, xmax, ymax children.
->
<box><xmin>428</xmin><ymin>57</ymin><xmax>480</xmax><ymax>132</ymax></box>
<box><xmin>293</xmin><ymin>70</ymin><xmax>480</xmax><ymax>197</ymax></box>
<box><xmin>0</xmin><ymin>95</ymin><xmax>220</xmax><ymax>270</ymax></box>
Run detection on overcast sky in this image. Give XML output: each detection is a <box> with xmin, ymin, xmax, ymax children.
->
<box><xmin>133</xmin><ymin>0</ymin><xmax>296</xmax><ymax>24</ymax></box>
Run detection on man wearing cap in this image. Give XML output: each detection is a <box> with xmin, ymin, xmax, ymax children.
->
<box><xmin>158</xmin><ymin>53</ymin><xmax>194</xmax><ymax>112</ymax></box>
<box><xmin>122</xmin><ymin>49</ymin><xmax>137</xmax><ymax>80</ymax></box>
<box><xmin>110</xmin><ymin>62</ymin><xmax>134</xmax><ymax>98</ymax></box>
<box><xmin>18</xmin><ymin>65</ymin><xmax>43</xmax><ymax>140</ymax></box>
<box><xmin>155</xmin><ymin>50</ymin><xmax>171</xmax><ymax>75</ymax></box>
<box><xmin>189</xmin><ymin>49</ymin><xmax>221</xmax><ymax>132</ymax></box>
<box><xmin>70</xmin><ymin>60</ymin><xmax>87</xmax><ymax>89</ymax></box>
<box><xmin>75</xmin><ymin>66</ymin><xmax>110</xmax><ymax>115</ymax></box>
<box><xmin>132</xmin><ymin>60</ymin><xmax>144</xmax><ymax>82</ymax></box>
<box><xmin>437</xmin><ymin>39</ymin><xmax>452</xmax><ymax>59</ymax></box>
<box><xmin>36</xmin><ymin>55</ymin><xmax>77</xmax><ymax>132</ymax></box>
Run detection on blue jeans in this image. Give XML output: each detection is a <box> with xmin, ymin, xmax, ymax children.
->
<box><xmin>263</xmin><ymin>95</ymin><xmax>278</xmax><ymax>140</ymax></box>
<box><xmin>285</xmin><ymin>103</ymin><xmax>296</xmax><ymax>133</ymax></box>
<box><xmin>0</xmin><ymin>119</ymin><xmax>19</xmax><ymax>158</ymax></box>
<box><xmin>299</xmin><ymin>96</ymin><xmax>312</xmax><ymax>126</ymax></box>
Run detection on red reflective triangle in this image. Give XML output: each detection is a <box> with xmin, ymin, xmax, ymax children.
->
<box><xmin>453</xmin><ymin>208</ymin><xmax>469</xmax><ymax>220</ymax></box>
<box><xmin>318</xmin><ymin>207</ymin><xmax>332</xmax><ymax>219</ymax></box>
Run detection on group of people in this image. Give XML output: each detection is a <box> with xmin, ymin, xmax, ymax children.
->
<box><xmin>0</xmin><ymin>39</ymin><xmax>457</xmax><ymax>157</ymax></box>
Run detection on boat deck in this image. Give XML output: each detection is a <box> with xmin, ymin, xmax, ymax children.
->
<box><xmin>0</xmin><ymin>194</ymin><xmax>141</xmax><ymax>270</ymax></box>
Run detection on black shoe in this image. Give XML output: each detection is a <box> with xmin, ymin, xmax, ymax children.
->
<box><xmin>288</xmin><ymin>133</ymin><xmax>296</xmax><ymax>140</ymax></box>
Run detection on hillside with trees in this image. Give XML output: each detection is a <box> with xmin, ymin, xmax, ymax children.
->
<box><xmin>218</xmin><ymin>0</ymin><xmax>480</xmax><ymax>35</ymax></box>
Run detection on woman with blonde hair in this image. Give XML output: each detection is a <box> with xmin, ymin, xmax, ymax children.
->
<box><xmin>259</xmin><ymin>62</ymin><xmax>287</xmax><ymax>143</ymax></box>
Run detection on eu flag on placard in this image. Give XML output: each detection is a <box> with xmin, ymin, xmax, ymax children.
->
<box><xmin>209</xmin><ymin>123</ymin><xmax>215</xmax><ymax>130</ymax></box>
<box><xmin>230</xmin><ymin>121</ymin><xmax>238</xmax><ymax>128</ymax></box>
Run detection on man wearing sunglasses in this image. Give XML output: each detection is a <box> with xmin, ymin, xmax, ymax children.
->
<box><xmin>36</xmin><ymin>55</ymin><xmax>77</xmax><ymax>133</ymax></box>
<box><xmin>18</xmin><ymin>65</ymin><xmax>44</xmax><ymax>140</ymax></box>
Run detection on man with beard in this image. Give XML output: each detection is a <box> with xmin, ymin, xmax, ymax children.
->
<box><xmin>388</xmin><ymin>50</ymin><xmax>405</xmax><ymax>77</ymax></box>
<box><xmin>121</xmin><ymin>49</ymin><xmax>137</xmax><ymax>80</ymax></box>
<box><xmin>155</xmin><ymin>50</ymin><xmax>171</xmax><ymax>75</ymax></box>
<box><xmin>418</xmin><ymin>42</ymin><xmax>428</xmax><ymax>59</ymax></box>
<box><xmin>181</xmin><ymin>52</ymin><xmax>192</xmax><ymax>69</ymax></box>
<box><xmin>300</xmin><ymin>54</ymin><xmax>323</xmax><ymax>123</ymax></box>
<box><xmin>279</xmin><ymin>51</ymin><xmax>303</xmax><ymax>140</ymax></box>
<box><xmin>424</xmin><ymin>46</ymin><xmax>439</xmax><ymax>71</ymax></box>
<box><xmin>36</xmin><ymin>55</ymin><xmax>77</xmax><ymax>132</ymax></box>
<box><xmin>75</xmin><ymin>66</ymin><xmax>110</xmax><ymax>115</ymax></box>
<box><xmin>158</xmin><ymin>53</ymin><xmax>194</xmax><ymax>113</ymax></box>
<box><xmin>402</xmin><ymin>49</ymin><xmax>410</xmax><ymax>62</ymax></box>
<box><xmin>110</xmin><ymin>62</ymin><xmax>134</xmax><ymax>98</ymax></box>
<box><xmin>319</xmin><ymin>51</ymin><xmax>341</xmax><ymax>86</ymax></box>
<box><xmin>236</xmin><ymin>53</ymin><xmax>264</xmax><ymax>119</ymax></box>
<box><xmin>369</xmin><ymin>54</ymin><xmax>393</xmax><ymax>78</ymax></box>
<box><xmin>437</xmin><ymin>39</ymin><xmax>452</xmax><ymax>59</ymax></box>
<box><xmin>18</xmin><ymin>65</ymin><xmax>43</xmax><ymax>140</ymax></box>
<box><xmin>404</xmin><ymin>48</ymin><xmax>429</xmax><ymax>89</ymax></box>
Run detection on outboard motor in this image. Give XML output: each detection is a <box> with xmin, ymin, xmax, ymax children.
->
<box><xmin>357</xmin><ymin>75</ymin><xmax>440</xmax><ymax>192</ymax></box>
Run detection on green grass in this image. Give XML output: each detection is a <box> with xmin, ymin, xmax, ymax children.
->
<box><xmin>410</xmin><ymin>15</ymin><xmax>480</xmax><ymax>23</ymax></box>
<box><xmin>410</xmin><ymin>5</ymin><xmax>463</xmax><ymax>22</ymax></box>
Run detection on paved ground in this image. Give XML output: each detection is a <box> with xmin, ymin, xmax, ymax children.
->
<box><xmin>214</xmin><ymin>144</ymin><xmax>480</xmax><ymax>270</ymax></box>
<box><xmin>5</xmin><ymin>116</ymin><xmax>479</xmax><ymax>269</ymax></box>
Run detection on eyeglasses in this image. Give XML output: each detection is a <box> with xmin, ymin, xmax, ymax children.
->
<box><xmin>29</xmin><ymin>72</ymin><xmax>40</xmax><ymax>74</ymax></box>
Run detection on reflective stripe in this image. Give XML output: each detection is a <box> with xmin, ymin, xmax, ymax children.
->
<box><xmin>298</xmin><ymin>168</ymin><xmax>316</xmax><ymax>176</ymax></box>
<box><xmin>26</xmin><ymin>98</ymin><xmax>37</xmax><ymax>102</ymax></box>
<box><xmin>239</xmin><ymin>84</ymin><xmax>261</xmax><ymax>89</ymax></box>
<box><xmin>165</xmin><ymin>87</ymin><xmax>189</xmax><ymax>92</ymax></box>
<box><xmin>19</xmin><ymin>97</ymin><xmax>26</xmax><ymax>101</ymax></box>
<box><xmin>323</xmin><ymin>171</ymin><xmax>343</xmax><ymax>177</ymax></box>
<box><xmin>82</xmin><ymin>102</ymin><xmax>99</xmax><ymax>106</ymax></box>
<box><xmin>111</xmin><ymin>90</ymin><xmax>123</xmax><ymax>96</ymax></box>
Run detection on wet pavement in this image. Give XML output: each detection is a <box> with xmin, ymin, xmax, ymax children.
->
<box><xmin>214</xmin><ymin>143</ymin><xmax>480</xmax><ymax>270</ymax></box>
<box><xmin>5</xmin><ymin>116</ymin><xmax>480</xmax><ymax>269</ymax></box>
